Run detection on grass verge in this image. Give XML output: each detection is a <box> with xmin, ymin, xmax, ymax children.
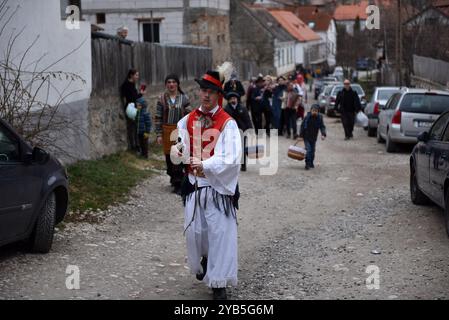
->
<box><xmin>66</xmin><ymin>143</ymin><xmax>165</xmax><ymax>223</ymax></box>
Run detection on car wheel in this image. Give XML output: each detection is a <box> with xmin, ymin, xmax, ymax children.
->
<box><xmin>377</xmin><ymin>127</ymin><xmax>384</xmax><ymax>143</ymax></box>
<box><xmin>29</xmin><ymin>192</ymin><xmax>56</xmax><ymax>253</ymax></box>
<box><xmin>386</xmin><ymin>131</ymin><xmax>396</xmax><ymax>153</ymax></box>
<box><xmin>445</xmin><ymin>190</ymin><xmax>449</xmax><ymax>238</ymax></box>
<box><xmin>367</xmin><ymin>126</ymin><xmax>376</xmax><ymax>137</ymax></box>
<box><xmin>410</xmin><ymin>164</ymin><xmax>429</xmax><ymax>205</ymax></box>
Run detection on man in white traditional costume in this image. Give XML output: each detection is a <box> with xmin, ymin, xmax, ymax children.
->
<box><xmin>175</xmin><ymin>65</ymin><xmax>242</xmax><ymax>300</ymax></box>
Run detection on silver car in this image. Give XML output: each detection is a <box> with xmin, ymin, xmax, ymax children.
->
<box><xmin>365</xmin><ymin>87</ymin><xmax>403</xmax><ymax>137</ymax></box>
<box><xmin>377</xmin><ymin>89</ymin><xmax>449</xmax><ymax>152</ymax></box>
<box><xmin>326</xmin><ymin>84</ymin><xmax>366</xmax><ymax>117</ymax></box>
<box><xmin>318</xmin><ymin>82</ymin><xmax>340</xmax><ymax>113</ymax></box>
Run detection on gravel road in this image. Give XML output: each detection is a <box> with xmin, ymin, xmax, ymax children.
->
<box><xmin>1</xmin><ymin>115</ymin><xmax>449</xmax><ymax>300</ymax></box>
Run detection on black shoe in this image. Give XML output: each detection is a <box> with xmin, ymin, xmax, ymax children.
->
<box><xmin>311</xmin><ymin>164</ymin><xmax>315</xmax><ymax>169</ymax></box>
<box><xmin>196</xmin><ymin>257</ymin><xmax>208</xmax><ymax>281</ymax></box>
<box><xmin>305</xmin><ymin>165</ymin><xmax>310</xmax><ymax>171</ymax></box>
<box><xmin>213</xmin><ymin>288</ymin><xmax>228</xmax><ymax>300</ymax></box>
<box><xmin>241</xmin><ymin>164</ymin><xmax>247</xmax><ymax>172</ymax></box>
<box><xmin>344</xmin><ymin>137</ymin><xmax>350</xmax><ymax>141</ymax></box>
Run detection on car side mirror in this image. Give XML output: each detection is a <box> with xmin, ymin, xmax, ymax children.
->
<box><xmin>25</xmin><ymin>147</ymin><xmax>50</xmax><ymax>165</ymax></box>
<box><xmin>418</xmin><ymin>131</ymin><xmax>429</xmax><ymax>143</ymax></box>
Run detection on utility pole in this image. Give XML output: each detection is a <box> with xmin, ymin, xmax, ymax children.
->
<box><xmin>396</xmin><ymin>0</ymin><xmax>402</xmax><ymax>86</ymax></box>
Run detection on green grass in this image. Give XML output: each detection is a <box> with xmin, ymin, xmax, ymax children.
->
<box><xmin>66</xmin><ymin>143</ymin><xmax>165</xmax><ymax>223</ymax></box>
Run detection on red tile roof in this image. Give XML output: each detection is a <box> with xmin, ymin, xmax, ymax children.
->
<box><xmin>294</xmin><ymin>6</ymin><xmax>333</xmax><ymax>32</ymax></box>
<box><xmin>334</xmin><ymin>0</ymin><xmax>369</xmax><ymax>21</ymax></box>
<box><xmin>268</xmin><ymin>10</ymin><xmax>321</xmax><ymax>42</ymax></box>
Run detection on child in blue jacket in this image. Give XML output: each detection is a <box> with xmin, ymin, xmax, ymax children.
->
<box><xmin>299</xmin><ymin>105</ymin><xmax>327</xmax><ymax>170</ymax></box>
<box><xmin>136</xmin><ymin>97</ymin><xmax>152</xmax><ymax>158</ymax></box>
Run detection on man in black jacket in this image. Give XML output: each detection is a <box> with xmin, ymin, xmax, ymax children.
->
<box><xmin>335</xmin><ymin>79</ymin><xmax>362</xmax><ymax>140</ymax></box>
<box><xmin>224</xmin><ymin>92</ymin><xmax>253</xmax><ymax>171</ymax></box>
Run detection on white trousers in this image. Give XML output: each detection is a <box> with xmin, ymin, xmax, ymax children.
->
<box><xmin>184</xmin><ymin>188</ymin><xmax>238</xmax><ymax>288</ymax></box>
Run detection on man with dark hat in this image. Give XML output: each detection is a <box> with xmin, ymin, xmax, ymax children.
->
<box><xmin>155</xmin><ymin>74</ymin><xmax>191</xmax><ymax>195</ymax></box>
<box><xmin>224</xmin><ymin>72</ymin><xmax>245</xmax><ymax>101</ymax></box>
<box><xmin>176</xmin><ymin>65</ymin><xmax>242</xmax><ymax>300</ymax></box>
<box><xmin>224</xmin><ymin>91</ymin><xmax>253</xmax><ymax>172</ymax></box>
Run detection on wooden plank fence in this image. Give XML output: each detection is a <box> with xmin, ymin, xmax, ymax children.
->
<box><xmin>91</xmin><ymin>38</ymin><xmax>213</xmax><ymax>94</ymax></box>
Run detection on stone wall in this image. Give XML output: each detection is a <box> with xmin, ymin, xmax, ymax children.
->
<box><xmin>87</xmin><ymin>81</ymin><xmax>202</xmax><ymax>160</ymax></box>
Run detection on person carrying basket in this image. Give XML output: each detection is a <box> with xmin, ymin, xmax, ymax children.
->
<box><xmin>299</xmin><ymin>105</ymin><xmax>327</xmax><ymax>170</ymax></box>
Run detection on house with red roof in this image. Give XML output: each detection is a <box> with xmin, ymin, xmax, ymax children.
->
<box><xmin>294</xmin><ymin>6</ymin><xmax>337</xmax><ymax>66</ymax></box>
<box><xmin>333</xmin><ymin>0</ymin><xmax>369</xmax><ymax>35</ymax></box>
<box><xmin>230</xmin><ymin>1</ymin><xmax>326</xmax><ymax>78</ymax></box>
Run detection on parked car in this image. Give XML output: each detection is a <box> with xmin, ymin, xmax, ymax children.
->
<box><xmin>410</xmin><ymin>110</ymin><xmax>449</xmax><ymax>237</ymax></box>
<box><xmin>0</xmin><ymin>118</ymin><xmax>68</xmax><ymax>253</ymax></box>
<box><xmin>356</xmin><ymin>58</ymin><xmax>376</xmax><ymax>71</ymax></box>
<box><xmin>318</xmin><ymin>82</ymin><xmax>340</xmax><ymax>114</ymax></box>
<box><xmin>377</xmin><ymin>89</ymin><xmax>449</xmax><ymax>153</ymax></box>
<box><xmin>314</xmin><ymin>76</ymin><xmax>338</xmax><ymax>99</ymax></box>
<box><xmin>326</xmin><ymin>83</ymin><xmax>366</xmax><ymax>117</ymax></box>
<box><xmin>365</xmin><ymin>87</ymin><xmax>403</xmax><ymax>137</ymax></box>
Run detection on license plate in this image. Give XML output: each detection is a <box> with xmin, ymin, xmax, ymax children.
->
<box><xmin>417</xmin><ymin>121</ymin><xmax>432</xmax><ymax>128</ymax></box>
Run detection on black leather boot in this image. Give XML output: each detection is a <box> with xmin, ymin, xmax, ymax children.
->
<box><xmin>213</xmin><ymin>288</ymin><xmax>228</xmax><ymax>300</ymax></box>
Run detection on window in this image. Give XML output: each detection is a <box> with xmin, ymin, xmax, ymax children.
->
<box><xmin>96</xmin><ymin>13</ymin><xmax>106</xmax><ymax>24</ymax></box>
<box><xmin>0</xmin><ymin>126</ymin><xmax>20</xmax><ymax>163</ymax></box>
<box><xmin>142</xmin><ymin>23</ymin><xmax>160</xmax><ymax>43</ymax></box>
<box><xmin>429</xmin><ymin>113</ymin><xmax>449</xmax><ymax>141</ymax></box>
<box><xmin>399</xmin><ymin>94</ymin><xmax>449</xmax><ymax>114</ymax></box>
<box><xmin>388</xmin><ymin>94</ymin><xmax>402</xmax><ymax>110</ymax></box>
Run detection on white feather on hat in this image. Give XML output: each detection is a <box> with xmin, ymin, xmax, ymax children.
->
<box><xmin>217</xmin><ymin>62</ymin><xmax>234</xmax><ymax>84</ymax></box>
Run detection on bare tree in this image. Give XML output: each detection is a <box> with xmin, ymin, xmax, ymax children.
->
<box><xmin>0</xmin><ymin>0</ymin><xmax>89</xmax><ymax>160</ymax></box>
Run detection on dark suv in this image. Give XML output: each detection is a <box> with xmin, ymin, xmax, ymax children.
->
<box><xmin>0</xmin><ymin>119</ymin><xmax>68</xmax><ymax>253</ymax></box>
<box><xmin>410</xmin><ymin>110</ymin><xmax>449</xmax><ymax>238</ymax></box>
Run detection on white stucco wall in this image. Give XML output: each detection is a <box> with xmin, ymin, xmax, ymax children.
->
<box><xmin>82</xmin><ymin>0</ymin><xmax>230</xmax><ymax>44</ymax></box>
<box><xmin>295</xmin><ymin>42</ymin><xmax>305</xmax><ymax>66</ymax></box>
<box><xmin>326</xmin><ymin>20</ymin><xmax>337</xmax><ymax>66</ymax></box>
<box><xmin>274</xmin><ymin>41</ymin><xmax>296</xmax><ymax>76</ymax></box>
<box><xmin>0</xmin><ymin>0</ymin><xmax>92</xmax><ymax>105</ymax></box>
<box><xmin>84</xmin><ymin>10</ymin><xmax>184</xmax><ymax>43</ymax></box>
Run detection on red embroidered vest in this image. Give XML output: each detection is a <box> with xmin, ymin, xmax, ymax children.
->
<box><xmin>186</xmin><ymin>107</ymin><xmax>232</xmax><ymax>175</ymax></box>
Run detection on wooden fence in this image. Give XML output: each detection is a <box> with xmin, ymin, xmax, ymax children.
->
<box><xmin>91</xmin><ymin>36</ymin><xmax>213</xmax><ymax>94</ymax></box>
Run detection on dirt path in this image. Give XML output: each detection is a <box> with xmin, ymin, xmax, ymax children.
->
<box><xmin>1</xmin><ymin>117</ymin><xmax>449</xmax><ymax>300</ymax></box>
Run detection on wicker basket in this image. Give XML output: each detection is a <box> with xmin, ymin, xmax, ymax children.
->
<box><xmin>288</xmin><ymin>139</ymin><xmax>306</xmax><ymax>161</ymax></box>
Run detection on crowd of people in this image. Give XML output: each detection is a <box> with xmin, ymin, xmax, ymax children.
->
<box><xmin>119</xmin><ymin>68</ymin><xmax>330</xmax><ymax>172</ymax></box>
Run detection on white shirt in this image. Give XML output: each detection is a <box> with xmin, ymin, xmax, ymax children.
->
<box><xmin>177</xmin><ymin>106</ymin><xmax>242</xmax><ymax>195</ymax></box>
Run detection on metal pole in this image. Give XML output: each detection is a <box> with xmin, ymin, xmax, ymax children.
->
<box><xmin>396</xmin><ymin>0</ymin><xmax>402</xmax><ymax>86</ymax></box>
<box><xmin>399</xmin><ymin>0</ymin><xmax>403</xmax><ymax>86</ymax></box>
